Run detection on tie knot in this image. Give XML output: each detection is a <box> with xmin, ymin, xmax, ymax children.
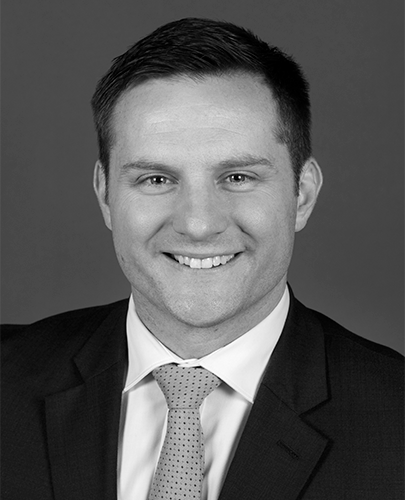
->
<box><xmin>152</xmin><ymin>364</ymin><xmax>221</xmax><ymax>409</ymax></box>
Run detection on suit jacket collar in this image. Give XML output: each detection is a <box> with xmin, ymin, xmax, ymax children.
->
<box><xmin>45</xmin><ymin>300</ymin><xmax>128</xmax><ymax>500</ymax></box>
<box><xmin>219</xmin><ymin>291</ymin><xmax>330</xmax><ymax>499</ymax></box>
<box><xmin>262</xmin><ymin>292</ymin><xmax>329</xmax><ymax>414</ymax></box>
<box><xmin>72</xmin><ymin>300</ymin><xmax>129</xmax><ymax>382</ymax></box>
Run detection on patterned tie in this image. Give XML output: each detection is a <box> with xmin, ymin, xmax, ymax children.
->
<box><xmin>149</xmin><ymin>364</ymin><xmax>221</xmax><ymax>500</ymax></box>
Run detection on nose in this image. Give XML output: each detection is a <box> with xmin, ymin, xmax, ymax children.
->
<box><xmin>172</xmin><ymin>184</ymin><xmax>229</xmax><ymax>241</ymax></box>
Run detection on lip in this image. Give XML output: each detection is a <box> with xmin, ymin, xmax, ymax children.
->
<box><xmin>164</xmin><ymin>252</ymin><xmax>239</xmax><ymax>259</ymax></box>
<box><xmin>163</xmin><ymin>252</ymin><xmax>242</xmax><ymax>269</ymax></box>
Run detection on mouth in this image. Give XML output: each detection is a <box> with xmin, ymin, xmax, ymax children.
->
<box><xmin>164</xmin><ymin>253</ymin><xmax>239</xmax><ymax>269</ymax></box>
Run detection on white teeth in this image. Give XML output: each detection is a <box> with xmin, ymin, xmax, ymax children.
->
<box><xmin>172</xmin><ymin>254</ymin><xmax>235</xmax><ymax>268</ymax></box>
<box><xmin>190</xmin><ymin>258</ymin><xmax>201</xmax><ymax>269</ymax></box>
<box><xmin>201</xmin><ymin>258</ymin><xmax>212</xmax><ymax>269</ymax></box>
<box><xmin>213</xmin><ymin>256</ymin><xmax>221</xmax><ymax>267</ymax></box>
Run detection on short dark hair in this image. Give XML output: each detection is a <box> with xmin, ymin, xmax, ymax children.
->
<box><xmin>91</xmin><ymin>17</ymin><xmax>312</xmax><ymax>190</ymax></box>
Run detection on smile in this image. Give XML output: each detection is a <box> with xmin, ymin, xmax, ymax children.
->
<box><xmin>171</xmin><ymin>254</ymin><xmax>236</xmax><ymax>269</ymax></box>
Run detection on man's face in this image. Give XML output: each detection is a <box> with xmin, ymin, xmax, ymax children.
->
<box><xmin>95</xmin><ymin>74</ymin><xmax>318</xmax><ymax>330</ymax></box>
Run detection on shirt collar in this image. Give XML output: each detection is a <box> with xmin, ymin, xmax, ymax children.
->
<box><xmin>124</xmin><ymin>287</ymin><xmax>289</xmax><ymax>403</ymax></box>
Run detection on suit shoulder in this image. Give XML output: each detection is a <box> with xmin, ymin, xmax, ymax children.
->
<box><xmin>313</xmin><ymin>309</ymin><xmax>403</xmax><ymax>359</ymax></box>
<box><xmin>309</xmin><ymin>308</ymin><xmax>404</xmax><ymax>389</ymax></box>
<box><xmin>2</xmin><ymin>299</ymin><xmax>128</xmax><ymax>340</ymax></box>
<box><xmin>1</xmin><ymin>300</ymin><xmax>129</xmax><ymax>373</ymax></box>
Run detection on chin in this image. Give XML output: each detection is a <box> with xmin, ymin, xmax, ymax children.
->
<box><xmin>166</xmin><ymin>294</ymin><xmax>239</xmax><ymax>329</ymax></box>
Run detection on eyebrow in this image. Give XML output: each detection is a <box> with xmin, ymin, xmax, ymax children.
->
<box><xmin>217</xmin><ymin>155</ymin><xmax>275</xmax><ymax>170</ymax></box>
<box><xmin>121</xmin><ymin>154</ymin><xmax>276</xmax><ymax>172</ymax></box>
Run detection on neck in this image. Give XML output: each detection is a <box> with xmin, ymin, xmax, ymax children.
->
<box><xmin>132</xmin><ymin>283</ymin><xmax>286</xmax><ymax>359</ymax></box>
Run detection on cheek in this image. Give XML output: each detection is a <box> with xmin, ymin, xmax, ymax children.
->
<box><xmin>110</xmin><ymin>195</ymin><xmax>169</xmax><ymax>256</ymax></box>
<box><xmin>238</xmin><ymin>199</ymin><xmax>297</xmax><ymax>278</ymax></box>
<box><xmin>233</xmin><ymin>192</ymin><xmax>296</xmax><ymax>239</ymax></box>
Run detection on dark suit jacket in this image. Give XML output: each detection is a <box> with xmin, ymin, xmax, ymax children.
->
<box><xmin>2</xmin><ymin>293</ymin><xmax>403</xmax><ymax>499</ymax></box>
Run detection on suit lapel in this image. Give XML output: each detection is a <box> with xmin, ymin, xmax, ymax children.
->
<box><xmin>45</xmin><ymin>301</ymin><xmax>128</xmax><ymax>500</ymax></box>
<box><xmin>219</xmin><ymin>293</ymin><xmax>330</xmax><ymax>500</ymax></box>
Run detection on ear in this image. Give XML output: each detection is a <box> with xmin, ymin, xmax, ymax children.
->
<box><xmin>295</xmin><ymin>158</ymin><xmax>323</xmax><ymax>233</ymax></box>
<box><xmin>93</xmin><ymin>160</ymin><xmax>112</xmax><ymax>230</ymax></box>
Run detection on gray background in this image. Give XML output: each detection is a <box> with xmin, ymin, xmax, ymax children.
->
<box><xmin>2</xmin><ymin>0</ymin><xmax>403</xmax><ymax>354</ymax></box>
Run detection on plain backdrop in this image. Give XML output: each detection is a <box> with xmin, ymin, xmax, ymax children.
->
<box><xmin>1</xmin><ymin>0</ymin><xmax>403</xmax><ymax>354</ymax></box>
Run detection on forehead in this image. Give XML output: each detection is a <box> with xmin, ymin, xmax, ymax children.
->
<box><xmin>113</xmin><ymin>73</ymin><xmax>277</xmax><ymax>129</ymax></box>
<box><xmin>109</xmin><ymin>74</ymin><xmax>283</xmax><ymax>165</ymax></box>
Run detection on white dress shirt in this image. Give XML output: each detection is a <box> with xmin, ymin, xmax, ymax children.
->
<box><xmin>117</xmin><ymin>287</ymin><xmax>290</xmax><ymax>500</ymax></box>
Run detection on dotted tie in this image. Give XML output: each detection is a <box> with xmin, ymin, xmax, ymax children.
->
<box><xmin>149</xmin><ymin>364</ymin><xmax>221</xmax><ymax>500</ymax></box>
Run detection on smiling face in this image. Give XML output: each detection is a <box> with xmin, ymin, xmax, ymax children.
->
<box><xmin>94</xmin><ymin>73</ymin><xmax>321</xmax><ymax>351</ymax></box>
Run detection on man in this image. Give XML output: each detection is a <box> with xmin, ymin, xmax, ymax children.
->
<box><xmin>2</xmin><ymin>17</ymin><xmax>403</xmax><ymax>500</ymax></box>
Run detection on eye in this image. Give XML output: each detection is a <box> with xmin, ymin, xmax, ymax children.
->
<box><xmin>220</xmin><ymin>172</ymin><xmax>258</xmax><ymax>191</ymax></box>
<box><xmin>135</xmin><ymin>174</ymin><xmax>177</xmax><ymax>194</ymax></box>
<box><xmin>144</xmin><ymin>175</ymin><xmax>171</xmax><ymax>185</ymax></box>
<box><xmin>224</xmin><ymin>173</ymin><xmax>257</xmax><ymax>186</ymax></box>
<box><xmin>138</xmin><ymin>175</ymin><xmax>176</xmax><ymax>188</ymax></box>
<box><xmin>227</xmin><ymin>173</ymin><xmax>250</xmax><ymax>183</ymax></box>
